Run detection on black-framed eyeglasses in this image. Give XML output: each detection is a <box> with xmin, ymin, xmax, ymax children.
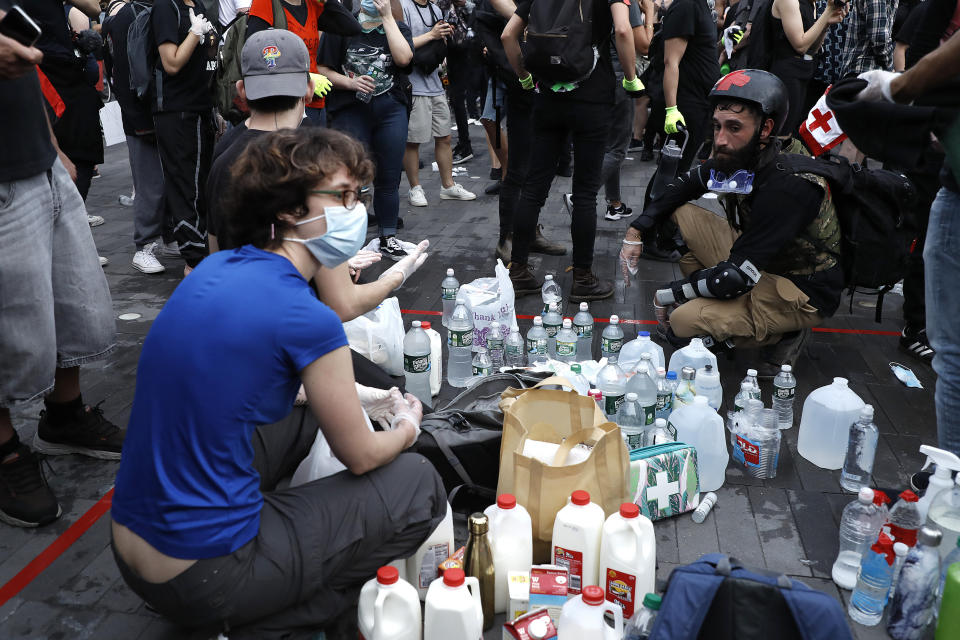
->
<box><xmin>310</xmin><ymin>186</ymin><xmax>372</xmax><ymax>210</ymax></box>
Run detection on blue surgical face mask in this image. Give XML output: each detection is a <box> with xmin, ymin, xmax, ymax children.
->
<box><xmin>284</xmin><ymin>204</ymin><xmax>368</xmax><ymax>268</ymax></box>
<box><xmin>707</xmin><ymin>168</ymin><xmax>755</xmax><ymax>194</ymax></box>
<box><xmin>360</xmin><ymin>0</ymin><xmax>378</xmax><ymax>15</ymax></box>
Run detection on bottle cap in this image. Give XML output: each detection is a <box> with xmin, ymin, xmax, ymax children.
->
<box><xmin>580</xmin><ymin>302</ymin><xmax>589</xmax><ymax>311</ymax></box>
<box><xmin>642</xmin><ymin>593</ymin><xmax>662</xmax><ymax>610</ymax></box>
<box><xmin>860</xmin><ymin>405</ymin><xmax>874</xmax><ymax>420</ymax></box>
<box><xmin>655</xmin><ymin>418</ymin><xmax>667</xmax><ymax>427</ymax></box>
<box><xmin>610</xmin><ymin>314</ymin><xmax>619</xmax><ymax>324</ymax></box>
<box><xmin>857</xmin><ymin>487</ymin><xmax>875</xmax><ymax>505</ymax></box>
<box><xmin>681</xmin><ymin>366</ymin><xmax>696</xmax><ymax>380</ymax></box>
<box><xmin>834</xmin><ymin>377</ymin><xmax>849</xmax><ymax>386</ymax></box>
<box><xmin>443</xmin><ymin>568</ymin><xmax>465</xmax><ymax>587</ymax></box>
<box><xmin>694</xmin><ymin>395</ymin><xmax>709</xmax><ymax>405</ymax></box>
<box><xmin>468</xmin><ymin>512</ymin><xmax>489</xmax><ymax>534</ymax></box>
<box><xmin>377</xmin><ymin>565</ymin><xmax>399</xmax><ymax>585</ymax></box>
<box><xmin>639</xmin><ymin>331</ymin><xmax>650</xmax><ymax>338</ymax></box>
<box><xmin>446</xmin><ymin>268</ymin><xmax>454</xmax><ymax>276</ymax></box>
<box><xmin>581</xmin><ymin>585</ymin><xmax>604</xmax><ymax>606</ymax></box>
<box><xmin>421</xmin><ymin>321</ymin><xmax>431</xmax><ymax>330</ymax></box>
<box><xmin>571</xmin><ymin>490</ymin><xmax>590</xmax><ymax>506</ymax></box>
<box><xmin>626</xmin><ymin>392</ymin><xmax>638</xmax><ymax>401</ymax></box>
<box><xmin>746</xmin><ymin>368</ymin><xmax>758</xmax><ymax>376</ymax></box>
<box><xmin>893</xmin><ymin>542</ymin><xmax>909</xmax><ymax>557</ymax></box>
<box><xmin>571</xmin><ymin>364</ymin><xmax>581</xmax><ymax>373</ymax></box>
<box><xmin>899</xmin><ymin>490</ymin><xmax>919</xmax><ymax>503</ymax></box>
<box><xmin>412</xmin><ymin>320</ymin><xmax>421</xmax><ymax>328</ymax></box>
<box><xmin>620</xmin><ymin>503</ymin><xmax>639</xmax><ymax>518</ymax></box>
<box><xmin>497</xmin><ymin>493</ymin><xmax>516</xmax><ymax>510</ymax></box>
<box><xmin>491</xmin><ymin>321</ymin><xmax>500</xmax><ymax>328</ymax></box>
<box><xmin>873</xmin><ymin>489</ymin><xmax>891</xmax><ymax>507</ymax></box>
<box><xmin>918</xmin><ymin>527</ymin><xmax>942</xmax><ymax>547</ymax></box>
<box><xmin>527</xmin><ymin>618</ymin><xmax>550</xmax><ymax>639</ymax></box>
<box><xmin>545</xmin><ymin>274</ymin><xmax>553</xmax><ymax>281</ymax></box>
<box><xmin>534</xmin><ymin>317</ymin><xmax>543</xmax><ymax>325</ymax></box>
<box><xmin>588</xmin><ymin>389</ymin><xmax>602</xmax><ymax>399</ymax></box>
<box><xmin>781</xmin><ymin>364</ymin><xmax>792</xmax><ymax>372</ymax></box>
<box><xmin>563</xmin><ymin>318</ymin><xmax>572</xmax><ymax>328</ymax></box>
<box><xmin>657</xmin><ymin>368</ymin><xmax>666</xmax><ymax>376</ymax></box>
<box><xmin>871</xmin><ymin>532</ymin><xmax>896</xmax><ymax>565</ymax></box>
<box><xmin>666</xmin><ymin>371</ymin><xmax>678</xmax><ymax>380</ymax></box>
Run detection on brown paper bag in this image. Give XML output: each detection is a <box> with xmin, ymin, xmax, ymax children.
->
<box><xmin>497</xmin><ymin>388</ymin><xmax>630</xmax><ymax>563</ymax></box>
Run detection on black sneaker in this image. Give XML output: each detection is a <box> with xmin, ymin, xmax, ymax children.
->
<box><xmin>484</xmin><ymin>180</ymin><xmax>502</xmax><ymax>195</ymax></box>
<box><xmin>489</xmin><ymin>167</ymin><xmax>503</xmax><ymax>181</ymax></box>
<box><xmin>381</xmin><ymin>236</ymin><xmax>408</xmax><ymax>261</ymax></box>
<box><xmin>628</xmin><ymin>138</ymin><xmax>643</xmax><ymax>151</ymax></box>
<box><xmin>34</xmin><ymin>402</ymin><xmax>125</xmax><ymax>460</ymax></box>
<box><xmin>605</xmin><ymin>203</ymin><xmax>632</xmax><ymax>221</ymax></box>
<box><xmin>899</xmin><ymin>328</ymin><xmax>935</xmax><ymax>364</ymax></box>
<box><xmin>639</xmin><ymin>146</ymin><xmax>654</xmax><ymax>162</ymax></box>
<box><xmin>0</xmin><ymin>439</ymin><xmax>62</xmax><ymax>527</ymax></box>
<box><xmin>452</xmin><ymin>148</ymin><xmax>474</xmax><ymax>164</ymax></box>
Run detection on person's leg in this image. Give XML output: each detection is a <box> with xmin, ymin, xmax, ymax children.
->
<box><xmin>924</xmin><ymin>187</ymin><xmax>960</xmax><ymax>456</ymax></box>
<box><xmin>436</xmin><ymin>135</ymin><xmax>455</xmax><ymax>189</ymax></box>
<box><xmin>569</xmin><ymin>101</ymin><xmax>613</xmax><ymax>270</ymax></box>
<box><xmin>404</xmin><ymin>96</ymin><xmax>432</xmax><ymax>190</ymax></box>
<box><xmin>371</xmin><ymin>97</ymin><xmax>409</xmax><ymax>238</ymax></box>
<box><xmin>431</xmin><ymin>95</ymin><xmax>457</xmax><ymax>189</ymax></box>
<box><xmin>676</xmin><ymin>101</ymin><xmax>710</xmax><ymax>172</ymax></box>
<box><xmin>671</xmin><ymin>204</ymin><xmax>739</xmax><ymax>273</ymax></box>
<box><xmin>601</xmin><ymin>95</ymin><xmax>634</xmax><ymax>206</ymax></box>
<box><xmin>403</xmin><ymin>143</ymin><xmax>422</xmax><ymax>187</ymax></box>
<box><xmin>127</xmin><ymin>135</ymin><xmax>165</xmax><ymax>249</ymax></box>
<box><xmin>73</xmin><ymin>161</ymin><xmax>95</xmax><ymax>201</ymax></box>
<box><xmin>446</xmin><ymin>51</ymin><xmax>472</xmax><ymax>152</ymax></box>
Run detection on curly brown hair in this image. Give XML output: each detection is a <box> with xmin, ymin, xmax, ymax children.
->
<box><xmin>222</xmin><ymin>127</ymin><xmax>375</xmax><ymax>251</ymax></box>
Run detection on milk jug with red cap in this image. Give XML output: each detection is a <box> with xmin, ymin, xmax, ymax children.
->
<box><xmin>557</xmin><ymin>585</ymin><xmax>624</xmax><ymax>639</ymax></box>
<box><xmin>483</xmin><ymin>493</ymin><xmax>533</xmax><ymax>613</ymax></box>
<box><xmin>424</xmin><ymin>568</ymin><xmax>483</xmax><ymax>640</ymax></box>
<box><xmin>358</xmin><ymin>566</ymin><xmax>421</xmax><ymax>640</ymax></box>
<box><xmin>598</xmin><ymin>503</ymin><xmax>656</xmax><ymax>619</ymax></box>
<box><xmin>552</xmin><ymin>490</ymin><xmax>605</xmax><ymax>595</ymax></box>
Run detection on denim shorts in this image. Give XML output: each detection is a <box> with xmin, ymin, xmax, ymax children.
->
<box><xmin>0</xmin><ymin>159</ymin><xmax>116</xmax><ymax>407</ymax></box>
<box><xmin>481</xmin><ymin>78</ymin><xmax>508</xmax><ymax>123</ymax></box>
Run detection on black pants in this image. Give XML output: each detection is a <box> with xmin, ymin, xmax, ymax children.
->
<box><xmin>498</xmin><ymin>83</ymin><xmax>535</xmax><ymax>241</ymax></box>
<box><xmin>510</xmin><ymin>98</ymin><xmax>612</xmax><ymax>269</ymax></box>
<box><xmin>770</xmin><ymin>56</ymin><xmax>816</xmax><ymax>137</ymax></box>
<box><xmin>154</xmin><ymin>111</ymin><xmax>215</xmax><ymax>267</ymax></box>
<box><xmin>113</xmin><ymin>407</ymin><xmax>446</xmax><ymax>640</ymax></box>
<box><xmin>899</xmin><ymin>157</ymin><xmax>943</xmax><ymax>332</ymax></box>
<box><xmin>676</xmin><ymin>99</ymin><xmax>711</xmax><ymax>173</ymax></box>
<box><xmin>446</xmin><ymin>48</ymin><xmax>481</xmax><ymax>151</ymax></box>
<box><xmin>73</xmin><ymin>161</ymin><xmax>95</xmax><ymax>201</ymax></box>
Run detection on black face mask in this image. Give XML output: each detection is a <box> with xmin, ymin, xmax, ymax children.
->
<box><xmin>713</xmin><ymin>126</ymin><xmax>763</xmax><ymax>174</ymax></box>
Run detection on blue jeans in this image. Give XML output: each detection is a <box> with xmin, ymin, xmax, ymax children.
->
<box><xmin>329</xmin><ymin>94</ymin><xmax>408</xmax><ymax>237</ymax></box>
<box><xmin>924</xmin><ymin>186</ymin><xmax>960</xmax><ymax>456</ymax></box>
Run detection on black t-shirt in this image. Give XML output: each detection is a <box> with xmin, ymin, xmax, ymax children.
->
<box><xmin>152</xmin><ymin>0</ymin><xmax>217</xmax><ymax>112</ymax></box>
<box><xmin>23</xmin><ymin>0</ymin><xmax>76</xmax><ymax>64</ymax></box>
<box><xmin>515</xmin><ymin>0</ymin><xmax>621</xmax><ymax>104</ymax></box>
<box><xmin>661</xmin><ymin>0</ymin><xmax>721</xmax><ymax>108</ymax></box>
<box><xmin>103</xmin><ymin>3</ymin><xmax>154</xmax><ymax>134</ymax></box>
<box><xmin>318</xmin><ymin>24</ymin><xmax>415</xmax><ymax>114</ymax></box>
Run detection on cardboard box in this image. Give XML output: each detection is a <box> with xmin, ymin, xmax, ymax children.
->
<box><xmin>528</xmin><ymin>565</ymin><xmax>569</xmax><ymax>628</ymax></box>
<box><xmin>507</xmin><ymin>571</ymin><xmax>530</xmax><ymax>621</ymax></box>
<box><xmin>503</xmin><ymin>607</ymin><xmax>558</xmax><ymax>640</ymax></box>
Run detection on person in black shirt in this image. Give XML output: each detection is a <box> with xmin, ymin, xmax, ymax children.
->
<box><xmin>501</xmin><ymin>0</ymin><xmax>643</xmax><ymax>302</ymax></box>
<box><xmin>152</xmin><ymin>0</ymin><xmax>218</xmax><ymax>273</ymax></box>
<box><xmin>621</xmin><ymin>70</ymin><xmax>844</xmax><ymax>376</ymax></box>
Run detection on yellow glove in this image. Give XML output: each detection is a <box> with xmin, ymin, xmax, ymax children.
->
<box><xmin>519</xmin><ymin>73</ymin><xmax>534</xmax><ymax>90</ymax></box>
<box><xmin>310</xmin><ymin>73</ymin><xmax>333</xmax><ymax>98</ymax></box>
<box><xmin>622</xmin><ymin>76</ymin><xmax>645</xmax><ymax>95</ymax></box>
<box><xmin>664</xmin><ymin>105</ymin><xmax>686</xmax><ymax>134</ymax></box>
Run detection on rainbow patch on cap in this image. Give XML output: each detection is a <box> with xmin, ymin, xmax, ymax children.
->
<box><xmin>262</xmin><ymin>45</ymin><xmax>281</xmax><ymax>68</ymax></box>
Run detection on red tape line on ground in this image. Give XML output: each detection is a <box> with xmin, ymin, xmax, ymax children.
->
<box><xmin>0</xmin><ymin>488</ymin><xmax>114</xmax><ymax>609</ymax></box>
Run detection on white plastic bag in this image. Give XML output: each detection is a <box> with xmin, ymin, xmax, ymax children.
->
<box><xmin>343</xmin><ymin>297</ymin><xmax>404</xmax><ymax>376</ymax></box>
<box><xmin>458</xmin><ymin>260</ymin><xmax>519</xmax><ymax>349</ymax></box>
<box><xmin>290</xmin><ymin>410</ymin><xmax>376</xmax><ymax>486</ymax></box>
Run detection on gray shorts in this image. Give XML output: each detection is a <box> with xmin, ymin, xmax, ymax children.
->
<box><xmin>407</xmin><ymin>94</ymin><xmax>452</xmax><ymax>144</ymax></box>
<box><xmin>0</xmin><ymin>159</ymin><xmax>116</xmax><ymax>407</ymax></box>
<box><xmin>481</xmin><ymin>78</ymin><xmax>508</xmax><ymax>123</ymax></box>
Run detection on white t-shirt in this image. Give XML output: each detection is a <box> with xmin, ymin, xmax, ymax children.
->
<box><xmin>219</xmin><ymin>0</ymin><xmax>253</xmax><ymax>25</ymax></box>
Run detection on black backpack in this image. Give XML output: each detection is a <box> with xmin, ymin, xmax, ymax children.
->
<box><xmin>521</xmin><ymin>0</ymin><xmax>596</xmax><ymax>83</ymax></box>
<box><xmin>126</xmin><ymin>0</ymin><xmax>160</xmax><ymax>101</ymax></box>
<box><xmin>777</xmin><ymin>153</ymin><xmax>917</xmax><ymax>321</ymax></box>
<box><xmin>473</xmin><ymin>0</ymin><xmax>516</xmax><ymax>86</ymax></box>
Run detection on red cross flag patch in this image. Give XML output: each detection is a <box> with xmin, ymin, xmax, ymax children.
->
<box><xmin>799</xmin><ymin>85</ymin><xmax>847</xmax><ymax>157</ymax></box>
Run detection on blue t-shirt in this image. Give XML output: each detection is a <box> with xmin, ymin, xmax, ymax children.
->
<box><xmin>112</xmin><ymin>246</ymin><xmax>348</xmax><ymax>559</ymax></box>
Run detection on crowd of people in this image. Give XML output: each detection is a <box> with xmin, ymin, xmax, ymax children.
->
<box><xmin>0</xmin><ymin>0</ymin><xmax>957</xmax><ymax>636</ymax></box>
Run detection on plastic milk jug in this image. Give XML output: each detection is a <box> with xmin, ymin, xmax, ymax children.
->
<box><xmin>797</xmin><ymin>377</ymin><xmax>866</xmax><ymax>470</ymax></box>
<box><xmin>552</xmin><ymin>490</ymin><xmax>605</xmax><ymax>595</ymax></box>
<box><xmin>422</xmin><ymin>321</ymin><xmax>443</xmax><ymax>397</ymax></box>
<box><xmin>358</xmin><ymin>566</ymin><xmax>422</xmax><ymax>640</ymax></box>
<box><xmin>669</xmin><ymin>396</ymin><xmax>729</xmax><ymax>491</ymax></box>
<box><xmin>407</xmin><ymin>503</ymin><xmax>455</xmax><ymax>600</ymax></box>
<box><xmin>557</xmin><ymin>585</ymin><xmax>624</xmax><ymax>640</ymax></box>
<box><xmin>424</xmin><ymin>568</ymin><xmax>483</xmax><ymax>640</ymax></box>
<box><xmin>483</xmin><ymin>494</ymin><xmax>533</xmax><ymax>614</ymax></box>
<box><xmin>598</xmin><ymin>503</ymin><xmax>656</xmax><ymax>619</ymax></box>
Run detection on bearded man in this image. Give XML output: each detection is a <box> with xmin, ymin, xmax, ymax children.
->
<box><xmin>620</xmin><ymin>69</ymin><xmax>844</xmax><ymax>377</ymax></box>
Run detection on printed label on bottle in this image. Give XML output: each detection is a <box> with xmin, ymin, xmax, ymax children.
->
<box><xmin>665</xmin><ymin>420</ymin><xmax>678</xmax><ymax>439</ymax></box>
<box><xmin>527</xmin><ymin>337</ymin><xmax>547</xmax><ymax>355</ymax></box>
<box><xmin>487</xmin><ymin>338</ymin><xmax>504</xmax><ymax>352</ymax></box>
<box><xmin>442</xmin><ymin>286</ymin><xmax>458</xmax><ymax>300</ymax></box>
<box><xmin>643</xmin><ymin>404</ymin><xmax>656</xmax><ymax>425</ymax></box>
<box><xmin>544</xmin><ymin>323</ymin><xmax>561</xmax><ymax>338</ymax></box>
<box><xmin>656</xmin><ymin>394</ymin><xmax>671</xmax><ymax>412</ymax></box>
<box><xmin>506</xmin><ymin>344</ymin><xmax>524</xmax><ymax>357</ymax></box>
<box><xmin>557</xmin><ymin>341</ymin><xmax>576</xmax><ymax>357</ymax></box>
<box><xmin>472</xmin><ymin>365</ymin><xmax>490</xmax><ymax>376</ymax></box>
<box><xmin>602</xmin><ymin>337</ymin><xmax>623</xmax><ymax>354</ymax></box>
<box><xmin>403</xmin><ymin>354</ymin><xmax>430</xmax><ymax>373</ymax></box>
<box><xmin>625</xmin><ymin>430</ymin><xmax>644</xmax><ymax>449</ymax></box>
<box><xmin>574</xmin><ymin>323</ymin><xmax>593</xmax><ymax>338</ymax></box>
<box><xmin>605</xmin><ymin>568</ymin><xmax>638</xmax><ymax>618</ymax></box>
<box><xmin>733</xmin><ymin>434</ymin><xmax>761</xmax><ymax>466</ymax></box>
<box><xmin>418</xmin><ymin>542</ymin><xmax>450</xmax><ymax>589</ymax></box>
<box><xmin>775</xmin><ymin>386</ymin><xmax>795</xmax><ymax>400</ymax></box>
<box><xmin>604</xmin><ymin>393</ymin><xmax>625</xmax><ymax>416</ymax></box>
<box><xmin>448</xmin><ymin>329</ymin><xmax>473</xmax><ymax>348</ymax></box>
<box><xmin>749</xmin><ymin>390</ymin><xmax>762</xmax><ymax>400</ymax></box>
<box><xmin>553</xmin><ymin>546</ymin><xmax>584</xmax><ymax>594</ymax></box>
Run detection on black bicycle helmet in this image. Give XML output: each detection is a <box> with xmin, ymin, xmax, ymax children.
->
<box><xmin>709</xmin><ymin>69</ymin><xmax>790</xmax><ymax>135</ymax></box>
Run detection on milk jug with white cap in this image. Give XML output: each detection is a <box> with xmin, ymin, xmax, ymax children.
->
<box><xmin>552</xmin><ymin>490</ymin><xmax>605</xmax><ymax>595</ymax></box>
<box><xmin>557</xmin><ymin>585</ymin><xmax>624</xmax><ymax>640</ymax></box>
<box><xmin>424</xmin><ymin>568</ymin><xmax>483</xmax><ymax>640</ymax></box>
<box><xmin>358</xmin><ymin>566</ymin><xmax>422</xmax><ymax>640</ymax></box>
<box><xmin>797</xmin><ymin>377</ymin><xmax>865</xmax><ymax>470</ymax></box>
<box><xmin>483</xmin><ymin>493</ymin><xmax>533</xmax><ymax>614</ymax></box>
<box><xmin>407</xmin><ymin>502</ymin><xmax>455</xmax><ymax>599</ymax></box>
<box><xmin>598</xmin><ymin>503</ymin><xmax>656</xmax><ymax>619</ymax></box>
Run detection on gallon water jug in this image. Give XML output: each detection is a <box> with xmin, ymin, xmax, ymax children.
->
<box><xmin>797</xmin><ymin>377</ymin><xmax>866</xmax><ymax>470</ymax></box>
<box><xmin>694</xmin><ymin>364</ymin><xmax>722</xmax><ymax>411</ymax></box>
<box><xmin>598</xmin><ymin>503</ymin><xmax>656</xmax><ymax>619</ymax></box>
<box><xmin>557</xmin><ymin>585</ymin><xmax>624</xmax><ymax>640</ymax></box>
<box><xmin>424</xmin><ymin>568</ymin><xmax>483</xmax><ymax>640</ymax></box>
<box><xmin>668</xmin><ymin>396</ymin><xmax>728</xmax><ymax>491</ymax></box>
<box><xmin>483</xmin><ymin>494</ymin><xmax>533</xmax><ymax>614</ymax></box>
<box><xmin>421</xmin><ymin>321</ymin><xmax>443</xmax><ymax>397</ymax></box>
<box><xmin>667</xmin><ymin>337</ymin><xmax>717</xmax><ymax>376</ymax></box>
<box><xmin>407</xmin><ymin>503</ymin><xmax>455</xmax><ymax>600</ymax></box>
<box><xmin>618</xmin><ymin>332</ymin><xmax>665</xmax><ymax>372</ymax></box>
<box><xmin>552</xmin><ymin>490</ymin><xmax>605</xmax><ymax>595</ymax></box>
<box><xmin>359</xmin><ymin>566</ymin><xmax>422</xmax><ymax>640</ymax></box>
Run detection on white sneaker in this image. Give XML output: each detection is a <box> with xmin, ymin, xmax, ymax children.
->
<box><xmin>161</xmin><ymin>241</ymin><xmax>180</xmax><ymax>257</ymax></box>
<box><xmin>88</xmin><ymin>215</ymin><xmax>105</xmax><ymax>227</ymax></box>
<box><xmin>439</xmin><ymin>183</ymin><xmax>477</xmax><ymax>201</ymax></box>
<box><xmin>118</xmin><ymin>194</ymin><xmax>134</xmax><ymax>207</ymax></box>
<box><xmin>98</xmin><ymin>256</ymin><xmax>109</xmax><ymax>266</ymax></box>
<box><xmin>132</xmin><ymin>242</ymin><xmax>165</xmax><ymax>274</ymax></box>
<box><xmin>408</xmin><ymin>185</ymin><xmax>428</xmax><ymax>207</ymax></box>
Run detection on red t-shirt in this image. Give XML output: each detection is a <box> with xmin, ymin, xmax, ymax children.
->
<box><xmin>248</xmin><ymin>0</ymin><xmax>326</xmax><ymax>108</ymax></box>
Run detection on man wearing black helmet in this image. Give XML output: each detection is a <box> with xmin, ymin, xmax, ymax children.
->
<box><xmin>621</xmin><ymin>69</ymin><xmax>844</xmax><ymax>375</ymax></box>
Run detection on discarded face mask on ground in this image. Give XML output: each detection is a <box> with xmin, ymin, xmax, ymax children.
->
<box><xmin>889</xmin><ymin>362</ymin><xmax>923</xmax><ymax>388</ymax></box>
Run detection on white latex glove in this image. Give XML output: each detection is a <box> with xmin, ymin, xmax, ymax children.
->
<box><xmin>856</xmin><ymin>69</ymin><xmax>899</xmax><ymax>103</ymax></box>
<box><xmin>389</xmin><ymin>393</ymin><xmax>424</xmax><ymax>446</ymax></box>
<box><xmin>294</xmin><ymin>384</ymin><xmax>308</xmax><ymax>406</ymax></box>
<box><xmin>378</xmin><ymin>239</ymin><xmax>429</xmax><ymax>289</ymax></box>
<box><xmin>348</xmin><ymin>249</ymin><xmax>382</xmax><ymax>281</ymax></box>
<box><xmin>188</xmin><ymin>8</ymin><xmax>212</xmax><ymax>37</ymax></box>
<box><xmin>356</xmin><ymin>384</ymin><xmax>404</xmax><ymax>429</ymax></box>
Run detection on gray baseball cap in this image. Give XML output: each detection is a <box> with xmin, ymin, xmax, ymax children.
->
<box><xmin>241</xmin><ymin>30</ymin><xmax>310</xmax><ymax>100</ymax></box>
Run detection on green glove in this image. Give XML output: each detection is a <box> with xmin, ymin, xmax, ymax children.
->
<box><xmin>519</xmin><ymin>73</ymin><xmax>534</xmax><ymax>90</ymax></box>
<box><xmin>664</xmin><ymin>106</ymin><xmax>686</xmax><ymax>134</ymax></box>
<box><xmin>550</xmin><ymin>81</ymin><xmax>577</xmax><ymax>93</ymax></box>
<box><xmin>622</xmin><ymin>76</ymin><xmax>645</xmax><ymax>94</ymax></box>
<box><xmin>731</xmin><ymin>27</ymin><xmax>744</xmax><ymax>43</ymax></box>
<box><xmin>310</xmin><ymin>73</ymin><xmax>333</xmax><ymax>98</ymax></box>
<box><xmin>720</xmin><ymin>63</ymin><xmax>731</xmax><ymax>75</ymax></box>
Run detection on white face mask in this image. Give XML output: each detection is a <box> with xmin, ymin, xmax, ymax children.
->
<box><xmin>283</xmin><ymin>204</ymin><xmax>368</xmax><ymax>268</ymax></box>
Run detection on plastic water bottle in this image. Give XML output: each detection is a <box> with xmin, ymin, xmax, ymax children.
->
<box><xmin>649</xmin><ymin>138</ymin><xmax>683</xmax><ymax>201</ymax></box>
<box><xmin>890</xmin><ymin>541</ymin><xmax>910</xmax><ymax>599</ymax></box>
<box><xmin>673</xmin><ymin>366</ymin><xmax>697</xmax><ymax>409</ymax></box>
<box><xmin>441</xmin><ymin>268</ymin><xmax>459</xmax><ymax>328</ymax></box>
<box><xmin>772</xmin><ymin>364</ymin><xmax>797</xmax><ymax>429</ymax></box>
<box><xmin>655</xmin><ymin>369</ymin><xmax>673</xmax><ymax>421</ymax></box>
<box><xmin>573</xmin><ymin>302</ymin><xmax>594</xmax><ymax>361</ymax></box>
<box><xmin>740</xmin><ymin>368</ymin><xmax>762</xmax><ymax>402</ymax></box>
<box><xmin>555</xmin><ymin>318</ymin><xmax>578</xmax><ymax>363</ymax></box>
<box><xmin>849</xmin><ymin>532</ymin><xmax>897</xmax><ymax>626</ymax></box>
<box><xmin>840</xmin><ymin>405</ymin><xmax>879</xmax><ymax>493</ymax></box>
<box><xmin>832</xmin><ymin>487</ymin><xmax>882</xmax><ymax>590</ymax></box>
<box><xmin>887</xmin><ymin>527</ymin><xmax>942</xmax><ymax>638</ymax></box>
<box><xmin>543</xmin><ymin>303</ymin><xmax>563</xmax><ymax>358</ymax></box>
<box><xmin>447</xmin><ymin>299</ymin><xmax>474</xmax><ymax>387</ymax></box>
<box><xmin>526</xmin><ymin>317</ymin><xmax>548</xmax><ymax>366</ymax></box>
<box><xmin>505</xmin><ymin>326</ymin><xmax>525</xmax><ymax>367</ymax></box>
<box><xmin>541</xmin><ymin>274</ymin><xmax>562</xmax><ymax>314</ymax></box>
<box><xmin>889</xmin><ymin>490</ymin><xmax>923</xmax><ymax>548</ymax></box>
<box><xmin>626</xmin><ymin>353</ymin><xmax>657</xmax><ymax>425</ymax></box>
<box><xmin>601</xmin><ymin>315</ymin><xmax>624</xmax><ymax>361</ymax></box>
<box><xmin>403</xmin><ymin>321</ymin><xmax>432</xmax><ymax>404</ymax></box>
<box><xmin>617</xmin><ymin>393</ymin><xmax>645</xmax><ymax>450</ymax></box>
<box><xmin>694</xmin><ymin>364</ymin><xmax>722</xmax><ymax>411</ymax></box>
<box><xmin>486</xmin><ymin>322</ymin><xmax>505</xmax><ymax>371</ymax></box>
<box><xmin>597</xmin><ymin>359</ymin><xmax>627</xmax><ymax>419</ymax></box>
<box><xmin>731</xmin><ymin>407</ymin><xmax>781</xmax><ymax>479</ymax></box>
<box><xmin>472</xmin><ymin>346</ymin><xmax>492</xmax><ymax>379</ymax></box>
<box><xmin>642</xmin><ymin>417</ymin><xmax>674</xmax><ymax>447</ymax></box>
<box><xmin>624</xmin><ymin>593</ymin><xmax>661</xmax><ymax>640</ymax></box>
<box><xmin>733</xmin><ymin>382</ymin><xmax>754</xmax><ymax>412</ymax></box>
<box><xmin>567</xmin><ymin>363</ymin><xmax>590</xmax><ymax>396</ymax></box>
